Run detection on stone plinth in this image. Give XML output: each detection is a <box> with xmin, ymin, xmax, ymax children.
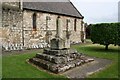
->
<box><xmin>29</xmin><ymin>16</ymin><xmax>94</xmax><ymax>73</ymax></box>
<box><xmin>29</xmin><ymin>49</ymin><xmax>94</xmax><ymax>73</ymax></box>
<box><xmin>50</xmin><ymin>38</ymin><xmax>65</xmax><ymax>50</ymax></box>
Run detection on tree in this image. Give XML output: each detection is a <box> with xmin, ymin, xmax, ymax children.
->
<box><xmin>90</xmin><ymin>23</ymin><xmax>120</xmax><ymax>50</ymax></box>
<box><xmin>86</xmin><ymin>24</ymin><xmax>91</xmax><ymax>39</ymax></box>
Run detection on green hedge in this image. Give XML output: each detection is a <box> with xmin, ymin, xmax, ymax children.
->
<box><xmin>90</xmin><ymin>23</ymin><xmax>120</xmax><ymax>50</ymax></box>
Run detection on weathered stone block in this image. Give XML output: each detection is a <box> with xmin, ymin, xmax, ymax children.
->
<box><xmin>49</xmin><ymin>65</ymin><xmax>58</xmax><ymax>73</ymax></box>
<box><xmin>36</xmin><ymin>53</ymin><xmax>46</xmax><ymax>59</ymax></box>
<box><xmin>85</xmin><ymin>58</ymin><xmax>94</xmax><ymax>63</ymax></box>
<box><xmin>58</xmin><ymin>65</ymin><xmax>67</xmax><ymax>72</ymax></box>
<box><xmin>50</xmin><ymin>38</ymin><xmax>64</xmax><ymax>50</ymax></box>
<box><xmin>29</xmin><ymin>46</ymin><xmax>94</xmax><ymax>73</ymax></box>
<box><xmin>45</xmin><ymin>55</ymin><xmax>53</xmax><ymax>62</ymax></box>
<box><xmin>43</xmin><ymin>48</ymin><xmax>69</xmax><ymax>55</ymax></box>
<box><xmin>74</xmin><ymin>59</ymin><xmax>82</xmax><ymax>66</ymax></box>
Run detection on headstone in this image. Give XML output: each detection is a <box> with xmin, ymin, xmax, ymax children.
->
<box><xmin>13</xmin><ymin>44</ymin><xmax>16</xmax><ymax>50</ymax></box>
<box><xmin>20</xmin><ymin>44</ymin><xmax>22</xmax><ymax>50</ymax></box>
<box><xmin>36</xmin><ymin>45</ymin><xmax>39</xmax><ymax>48</ymax></box>
<box><xmin>39</xmin><ymin>43</ymin><xmax>43</xmax><ymax>48</ymax></box>
<box><xmin>15</xmin><ymin>43</ymin><xmax>18</xmax><ymax>50</ymax></box>
<box><xmin>10</xmin><ymin>44</ymin><xmax>12</xmax><ymax>50</ymax></box>
<box><xmin>5</xmin><ymin>46</ymin><xmax>9</xmax><ymax>51</ymax></box>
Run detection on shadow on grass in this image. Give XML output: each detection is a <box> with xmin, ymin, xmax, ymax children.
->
<box><xmin>82</xmin><ymin>46</ymin><xmax>119</xmax><ymax>53</ymax></box>
<box><xmin>72</xmin><ymin>44</ymin><xmax>119</xmax><ymax>54</ymax></box>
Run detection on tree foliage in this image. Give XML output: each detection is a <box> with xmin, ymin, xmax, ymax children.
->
<box><xmin>90</xmin><ymin>23</ymin><xmax>120</xmax><ymax>50</ymax></box>
<box><xmin>86</xmin><ymin>24</ymin><xmax>91</xmax><ymax>39</ymax></box>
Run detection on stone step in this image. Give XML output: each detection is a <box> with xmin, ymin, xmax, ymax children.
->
<box><xmin>29</xmin><ymin>56</ymin><xmax>94</xmax><ymax>73</ymax></box>
<box><xmin>43</xmin><ymin>48</ymin><xmax>69</xmax><ymax>55</ymax></box>
<box><xmin>29</xmin><ymin>57</ymin><xmax>54</xmax><ymax>70</ymax></box>
<box><xmin>36</xmin><ymin>53</ymin><xmax>68</xmax><ymax>64</ymax></box>
<box><xmin>29</xmin><ymin>57</ymin><xmax>78</xmax><ymax>73</ymax></box>
<box><xmin>35</xmin><ymin>53</ymin><xmax>94</xmax><ymax>64</ymax></box>
<box><xmin>43</xmin><ymin>49</ymin><xmax>82</xmax><ymax>58</ymax></box>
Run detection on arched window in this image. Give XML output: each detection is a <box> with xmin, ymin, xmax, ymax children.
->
<box><xmin>33</xmin><ymin>13</ymin><xmax>37</xmax><ymax>31</ymax></box>
<box><xmin>74</xmin><ymin>19</ymin><xmax>77</xmax><ymax>31</ymax></box>
<box><xmin>66</xmin><ymin>19</ymin><xmax>70</xmax><ymax>30</ymax></box>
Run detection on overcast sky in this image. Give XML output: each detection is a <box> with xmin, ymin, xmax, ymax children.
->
<box><xmin>71</xmin><ymin>0</ymin><xmax>119</xmax><ymax>24</ymax></box>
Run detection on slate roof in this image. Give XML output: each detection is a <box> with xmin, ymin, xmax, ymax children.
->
<box><xmin>23</xmin><ymin>1</ymin><xmax>84</xmax><ymax>19</ymax></box>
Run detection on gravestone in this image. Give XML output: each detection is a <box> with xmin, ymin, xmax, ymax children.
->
<box><xmin>29</xmin><ymin>16</ymin><xmax>94</xmax><ymax>73</ymax></box>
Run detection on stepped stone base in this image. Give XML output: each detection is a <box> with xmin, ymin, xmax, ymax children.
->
<box><xmin>29</xmin><ymin>48</ymin><xmax>94</xmax><ymax>73</ymax></box>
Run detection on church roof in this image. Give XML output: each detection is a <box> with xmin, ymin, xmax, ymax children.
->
<box><xmin>23</xmin><ymin>1</ymin><xmax>84</xmax><ymax>19</ymax></box>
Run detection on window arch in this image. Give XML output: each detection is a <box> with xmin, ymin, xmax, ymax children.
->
<box><xmin>33</xmin><ymin>13</ymin><xmax>37</xmax><ymax>31</ymax></box>
<box><xmin>74</xmin><ymin>19</ymin><xmax>77</xmax><ymax>31</ymax></box>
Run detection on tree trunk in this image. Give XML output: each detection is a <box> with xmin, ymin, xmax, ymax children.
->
<box><xmin>105</xmin><ymin>44</ymin><xmax>109</xmax><ymax>50</ymax></box>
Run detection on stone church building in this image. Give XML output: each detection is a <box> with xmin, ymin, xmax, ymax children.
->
<box><xmin>1</xmin><ymin>1</ymin><xmax>86</xmax><ymax>51</ymax></box>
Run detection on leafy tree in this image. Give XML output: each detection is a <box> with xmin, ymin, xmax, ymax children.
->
<box><xmin>90</xmin><ymin>23</ymin><xmax>120</xmax><ymax>50</ymax></box>
<box><xmin>86</xmin><ymin>24</ymin><xmax>91</xmax><ymax>39</ymax></box>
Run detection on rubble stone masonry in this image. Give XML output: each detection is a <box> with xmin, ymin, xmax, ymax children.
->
<box><xmin>1</xmin><ymin>2</ymin><xmax>86</xmax><ymax>51</ymax></box>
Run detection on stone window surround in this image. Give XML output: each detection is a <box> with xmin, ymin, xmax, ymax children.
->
<box><xmin>74</xmin><ymin>19</ymin><xmax>77</xmax><ymax>32</ymax></box>
<box><xmin>32</xmin><ymin>12</ymin><xmax>37</xmax><ymax>31</ymax></box>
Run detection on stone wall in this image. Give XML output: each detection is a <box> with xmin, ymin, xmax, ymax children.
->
<box><xmin>1</xmin><ymin>6</ymin><xmax>85</xmax><ymax>51</ymax></box>
<box><xmin>23</xmin><ymin>10</ymin><xmax>50</xmax><ymax>49</ymax></box>
<box><xmin>23</xmin><ymin>10</ymin><xmax>84</xmax><ymax>49</ymax></box>
<box><xmin>2</xmin><ymin>9</ymin><xmax>23</xmax><ymax>51</ymax></box>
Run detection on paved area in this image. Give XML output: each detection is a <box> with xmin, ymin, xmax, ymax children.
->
<box><xmin>62</xmin><ymin>57</ymin><xmax>112</xmax><ymax>78</ymax></box>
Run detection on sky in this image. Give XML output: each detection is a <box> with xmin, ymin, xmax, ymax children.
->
<box><xmin>71</xmin><ymin>0</ymin><xmax>119</xmax><ymax>24</ymax></box>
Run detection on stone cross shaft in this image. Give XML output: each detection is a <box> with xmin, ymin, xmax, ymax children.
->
<box><xmin>56</xmin><ymin>16</ymin><xmax>63</xmax><ymax>39</ymax></box>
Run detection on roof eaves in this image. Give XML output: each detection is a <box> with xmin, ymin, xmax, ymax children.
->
<box><xmin>69</xmin><ymin>1</ymin><xmax>84</xmax><ymax>19</ymax></box>
<box><xmin>23</xmin><ymin>8</ymin><xmax>83</xmax><ymax>19</ymax></box>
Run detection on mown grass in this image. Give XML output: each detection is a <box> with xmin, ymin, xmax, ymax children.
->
<box><xmin>2</xmin><ymin>51</ymin><xmax>67</xmax><ymax>79</ymax></box>
<box><xmin>72</xmin><ymin>44</ymin><xmax>119</xmax><ymax>78</ymax></box>
<box><xmin>2</xmin><ymin>42</ymin><xmax>119</xmax><ymax>79</ymax></box>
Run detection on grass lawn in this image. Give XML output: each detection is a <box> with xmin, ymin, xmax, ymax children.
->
<box><xmin>2</xmin><ymin>50</ymin><xmax>66</xmax><ymax>79</ymax></box>
<box><xmin>2</xmin><ymin>42</ymin><xmax>119</xmax><ymax>78</ymax></box>
<box><xmin>72</xmin><ymin>43</ymin><xmax>119</xmax><ymax>78</ymax></box>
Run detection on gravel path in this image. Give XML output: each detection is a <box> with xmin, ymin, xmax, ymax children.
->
<box><xmin>62</xmin><ymin>57</ymin><xmax>112</xmax><ymax>78</ymax></box>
